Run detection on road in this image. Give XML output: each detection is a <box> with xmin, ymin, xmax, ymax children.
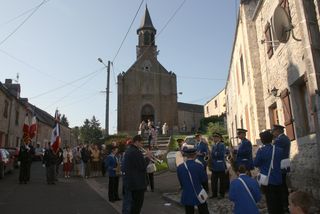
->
<box><xmin>0</xmin><ymin>162</ymin><xmax>184</xmax><ymax>214</ymax></box>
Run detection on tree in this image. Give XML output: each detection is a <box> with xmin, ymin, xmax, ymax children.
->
<box><xmin>79</xmin><ymin>116</ymin><xmax>103</xmax><ymax>145</ymax></box>
<box><xmin>60</xmin><ymin>114</ymin><xmax>69</xmax><ymax>127</ymax></box>
<box><xmin>71</xmin><ymin>126</ymin><xmax>80</xmax><ymax>144</ymax></box>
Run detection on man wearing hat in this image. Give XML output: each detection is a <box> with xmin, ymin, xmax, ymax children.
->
<box><xmin>195</xmin><ymin>132</ymin><xmax>209</xmax><ymax>191</ymax></box>
<box><xmin>272</xmin><ymin>124</ymin><xmax>291</xmax><ymax>213</ymax></box>
<box><xmin>235</xmin><ymin>128</ymin><xmax>254</xmax><ymax>173</ymax></box>
<box><xmin>210</xmin><ymin>132</ymin><xmax>227</xmax><ymax>199</ymax></box>
<box><xmin>177</xmin><ymin>145</ymin><xmax>209</xmax><ymax>214</ymax></box>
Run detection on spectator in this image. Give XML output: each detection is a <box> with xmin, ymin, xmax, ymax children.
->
<box><xmin>81</xmin><ymin>144</ymin><xmax>91</xmax><ymax>178</ymax></box>
<box><xmin>63</xmin><ymin>146</ymin><xmax>73</xmax><ymax>178</ymax></box>
<box><xmin>90</xmin><ymin>144</ymin><xmax>101</xmax><ymax>177</ymax></box>
<box><xmin>289</xmin><ymin>191</ymin><xmax>313</xmax><ymax>214</ymax></box>
<box><xmin>106</xmin><ymin>145</ymin><xmax>121</xmax><ymax>202</ymax></box>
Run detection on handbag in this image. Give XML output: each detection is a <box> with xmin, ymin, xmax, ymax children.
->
<box><xmin>147</xmin><ymin>162</ymin><xmax>157</xmax><ymax>173</ymax></box>
<box><xmin>257</xmin><ymin>145</ymin><xmax>275</xmax><ymax>186</ymax></box>
<box><xmin>183</xmin><ymin>162</ymin><xmax>208</xmax><ymax>203</ymax></box>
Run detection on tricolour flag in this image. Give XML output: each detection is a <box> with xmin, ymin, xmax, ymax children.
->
<box><xmin>29</xmin><ymin>116</ymin><xmax>37</xmax><ymax>139</ymax></box>
<box><xmin>23</xmin><ymin>114</ymin><xmax>30</xmax><ymax>144</ymax></box>
<box><xmin>51</xmin><ymin>110</ymin><xmax>61</xmax><ymax>153</ymax></box>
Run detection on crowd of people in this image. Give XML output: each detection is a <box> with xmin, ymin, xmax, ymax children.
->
<box><xmin>15</xmin><ymin>122</ymin><xmax>315</xmax><ymax>214</ymax></box>
<box><xmin>175</xmin><ymin>125</ymin><xmax>314</xmax><ymax>214</ymax></box>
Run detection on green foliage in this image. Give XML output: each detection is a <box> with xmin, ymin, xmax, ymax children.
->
<box><xmin>79</xmin><ymin>116</ymin><xmax>103</xmax><ymax>145</ymax></box>
<box><xmin>207</xmin><ymin>122</ymin><xmax>227</xmax><ymax>136</ymax></box>
<box><xmin>60</xmin><ymin>114</ymin><xmax>69</xmax><ymax>127</ymax></box>
<box><xmin>155</xmin><ymin>161</ymin><xmax>168</xmax><ymax>172</ymax></box>
<box><xmin>199</xmin><ymin>115</ymin><xmax>225</xmax><ymax>132</ymax></box>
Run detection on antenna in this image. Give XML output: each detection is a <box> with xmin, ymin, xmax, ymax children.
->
<box><xmin>271</xmin><ymin>5</ymin><xmax>301</xmax><ymax>43</ymax></box>
<box><xmin>14</xmin><ymin>73</ymin><xmax>19</xmax><ymax>83</ymax></box>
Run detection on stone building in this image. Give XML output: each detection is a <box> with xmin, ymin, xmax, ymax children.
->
<box><xmin>0</xmin><ymin>79</ymin><xmax>73</xmax><ymax>149</ymax></box>
<box><xmin>204</xmin><ymin>88</ymin><xmax>226</xmax><ymax>118</ymax></box>
<box><xmin>178</xmin><ymin>102</ymin><xmax>204</xmax><ymax>133</ymax></box>
<box><xmin>118</xmin><ymin>6</ymin><xmax>203</xmax><ymax>134</ymax></box>
<box><xmin>226</xmin><ymin>0</ymin><xmax>320</xmax><ymax>200</ymax></box>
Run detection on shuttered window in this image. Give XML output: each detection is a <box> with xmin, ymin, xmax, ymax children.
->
<box><xmin>280</xmin><ymin>89</ymin><xmax>295</xmax><ymax>140</ymax></box>
<box><xmin>265</xmin><ymin>22</ymin><xmax>273</xmax><ymax>59</ymax></box>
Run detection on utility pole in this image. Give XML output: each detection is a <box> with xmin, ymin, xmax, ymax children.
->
<box><xmin>98</xmin><ymin>58</ymin><xmax>110</xmax><ymax>136</ymax></box>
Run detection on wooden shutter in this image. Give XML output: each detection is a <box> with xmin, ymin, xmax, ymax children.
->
<box><xmin>280</xmin><ymin>89</ymin><xmax>295</xmax><ymax>140</ymax></box>
<box><xmin>265</xmin><ymin>22</ymin><xmax>274</xmax><ymax>59</ymax></box>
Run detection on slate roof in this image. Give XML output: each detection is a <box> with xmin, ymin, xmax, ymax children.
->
<box><xmin>178</xmin><ymin>102</ymin><xmax>204</xmax><ymax>113</ymax></box>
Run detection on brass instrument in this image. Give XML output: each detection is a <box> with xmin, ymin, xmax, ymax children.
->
<box><xmin>138</xmin><ymin>146</ymin><xmax>163</xmax><ymax>164</ymax></box>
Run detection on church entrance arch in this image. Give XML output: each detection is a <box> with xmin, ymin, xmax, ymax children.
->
<box><xmin>141</xmin><ymin>104</ymin><xmax>155</xmax><ymax>123</ymax></box>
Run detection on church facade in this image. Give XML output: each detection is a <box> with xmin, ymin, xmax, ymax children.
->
<box><xmin>117</xmin><ymin>6</ymin><xmax>179</xmax><ymax>134</ymax></box>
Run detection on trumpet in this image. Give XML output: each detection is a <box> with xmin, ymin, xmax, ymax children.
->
<box><xmin>138</xmin><ymin>146</ymin><xmax>163</xmax><ymax>164</ymax></box>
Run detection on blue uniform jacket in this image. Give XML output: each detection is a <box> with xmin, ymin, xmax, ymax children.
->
<box><xmin>105</xmin><ymin>154</ymin><xmax>117</xmax><ymax>177</ymax></box>
<box><xmin>177</xmin><ymin>160</ymin><xmax>208</xmax><ymax>206</ymax></box>
<box><xmin>229</xmin><ymin>174</ymin><xmax>261</xmax><ymax>214</ymax></box>
<box><xmin>274</xmin><ymin>133</ymin><xmax>291</xmax><ymax>173</ymax></box>
<box><xmin>236</xmin><ymin>139</ymin><xmax>254</xmax><ymax>170</ymax></box>
<box><xmin>211</xmin><ymin>142</ymin><xmax>226</xmax><ymax>172</ymax></box>
<box><xmin>196</xmin><ymin>141</ymin><xmax>209</xmax><ymax>167</ymax></box>
<box><xmin>254</xmin><ymin>144</ymin><xmax>283</xmax><ymax>185</ymax></box>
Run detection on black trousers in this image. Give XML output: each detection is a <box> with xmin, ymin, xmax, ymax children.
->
<box><xmin>130</xmin><ymin>189</ymin><xmax>145</xmax><ymax>214</ymax></box>
<box><xmin>185</xmin><ymin>202</ymin><xmax>209</xmax><ymax>214</ymax></box>
<box><xmin>147</xmin><ymin>173</ymin><xmax>154</xmax><ymax>191</ymax></box>
<box><xmin>263</xmin><ymin>184</ymin><xmax>284</xmax><ymax>214</ymax></box>
<box><xmin>46</xmin><ymin>164</ymin><xmax>56</xmax><ymax>184</ymax></box>
<box><xmin>211</xmin><ymin>171</ymin><xmax>226</xmax><ymax>197</ymax></box>
<box><xmin>19</xmin><ymin>162</ymin><xmax>31</xmax><ymax>182</ymax></box>
<box><xmin>108</xmin><ymin>176</ymin><xmax>120</xmax><ymax>201</ymax></box>
<box><xmin>281</xmin><ymin>173</ymin><xmax>289</xmax><ymax>212</ymax></box>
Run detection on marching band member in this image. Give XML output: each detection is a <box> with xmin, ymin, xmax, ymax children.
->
<box><xmin>195</xmin><ymin>133</ymin><xmax>209</xmax><ymax>191</ymax></box>
<box><xmin>254</xmin><ymin>130</ymin><xmax>283</xmax><ymax>214</ymax></box>
<box><xmin>235</xmin><ymin>128</ymin><xmax>253</xmax><ymax>174</ymax></box>
<box><xmin>272</xmin><ymin>124</ymin><xmax>291</xmax><ymax>213</ymax></box>
<box><xmin>210</xmin><ymin>132</ymin><xmax>226</xmax><ymax>199</ymax></box>
<box><xmin>177</xmin><ymin>144</ymin><xmax>209</xmax><ymax>214</ymax></box>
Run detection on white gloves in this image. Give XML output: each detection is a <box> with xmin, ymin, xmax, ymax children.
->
<box><xmin>17</xmin><ymin>161</ymin><xmax>21</xmax><ymax>166</ymax></box>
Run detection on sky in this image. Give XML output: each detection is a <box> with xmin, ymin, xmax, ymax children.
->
<box><xmin>0</xmin><ymin>0</ymin><xmax>240</xmax><ymax>134</ymax></box>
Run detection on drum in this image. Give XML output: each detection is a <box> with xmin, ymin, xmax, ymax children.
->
<box><xmin>166</xmin><ymin>151</ymin><xmax>185</xmax><ymax>172</ymax></box>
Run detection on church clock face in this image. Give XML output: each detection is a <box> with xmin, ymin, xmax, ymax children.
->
<box><xmin>142</xmin><ymin>60</ymin><xmax>152</xmax><ymax>72</ymax></box>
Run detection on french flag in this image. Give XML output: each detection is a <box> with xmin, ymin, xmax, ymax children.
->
<box><xmin>51</xmin><ymin>110</ymin><xmax>61</xmax><ymax>153</ymax></box>
<box><xmin>23</xmin><ymin>114</ymin><xmax>30</xmax><ymax>144</ymax></box>
<box><xmin>29</xmin><ymin>116</ymin><xmax>37</xmax><ymax>139</ymax></box>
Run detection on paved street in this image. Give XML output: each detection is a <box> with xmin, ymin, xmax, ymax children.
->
<box><xmin>0</xmin><ymin>162</ymin><xmax>184</xmax><ymax>214</ymax></box>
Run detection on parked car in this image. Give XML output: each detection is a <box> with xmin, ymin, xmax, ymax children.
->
<box><xmin>5</xmin><ymin>147</ymin><xmax>20</xmax><ymax>168</ymax></box>
<box><xmin>0</xmin><ymin>148</ymin><xmax>14</xmax><ymax>179</ymax></box>
<box><xmin>184</xmin><ymin>135</ymin><xmax>197</xmax><ymax>145</ymax></box>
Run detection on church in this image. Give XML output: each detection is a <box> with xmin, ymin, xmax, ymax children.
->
<box><xmin>117</xmin><ymin>6</ymin><xmax>203</xmax><ymax>134</ymax></box>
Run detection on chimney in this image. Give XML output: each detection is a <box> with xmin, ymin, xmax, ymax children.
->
<box><xmin>5</xmin><ymin>79</ymin><xmax>12</xmax><ymax>84</ymax></box>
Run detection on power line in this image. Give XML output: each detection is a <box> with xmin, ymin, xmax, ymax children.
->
<box><xmin>0</xmin><ymin>0</ymin><xmax>49</xmax><ymax>47</ymax></box>
<box><xmin>0</xmin><ymin>0</ymin><xmax>50</xmax><ymax>28</ymax></box>
<box><xmin>111</xmin><ymin>0</ymin><xmax>145</xmax><ymax>64</ymax></box>
<box><xmin>29</xmin><ymin>67</ymin><xmax>104</xmax><ymax>99</ymax></box>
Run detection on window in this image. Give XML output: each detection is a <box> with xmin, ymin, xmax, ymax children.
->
<box><xmin>206</xmin><ymin>106</ymin><xmax>209</xmax><ymax>114</ymax></box>
<box><xmin>3</xmin><ymin>100</ymin><xmax>9</xmax><ymax>118</ymax></box>
<box><xmin>240</xmin><ymin>55</ymin><xmax>245</xmax><ymax>84</ymax></box>
<box><xmin>144</xmin><ymin>31</ymin><xmax>150</xmax><ymax>45</ymax></box>
<box><xmin>265</xmin><ymin>22</ymin><xmax>274</xmax><ymax>59</ymax></box>
<box><xmin>15</xmin><ymin>110</ymin><xmax>19</xmax><ymax>125</ymax></box>
<box><xmin>280</xmin><ymin>89</ymin><xmax>295</xmax><ymax>140</ymax></box>
<box><xmin>269</xmin><ymin>103</ymin><xmax>279</xmax><ymax>126</ymax></box>
<box><xmin>214</xmin><ymin>100</ymin><xmax>218</xmax><ymax>108</ymax></box>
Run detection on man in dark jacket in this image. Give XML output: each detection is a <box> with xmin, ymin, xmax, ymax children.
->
<box><xmin>123</xmin><ymin>135</ymin><xmax>151</xmax><ymax>214</ymax></box>
<box><xmin>42</xmin><ymin>143</ymin><xmax>57</xmax><ymax>184</ymax></box>
<box><xmin>18</xmin><ymin>143</ymin><xmax>34</xmax><ymax>184</ymax></box>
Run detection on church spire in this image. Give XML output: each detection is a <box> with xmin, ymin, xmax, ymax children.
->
<box><xmin>136</xmin><ymin>5</ymin><xmax>157</xmax><ymax>59</ymax></box>
<box><xmin>137</xmin><ymin>5</ymin><xmax>156</xmax><ymax>34</ymax></box>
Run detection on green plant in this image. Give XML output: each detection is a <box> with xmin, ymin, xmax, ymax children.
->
<box><xmin>155</xmin><ymin>161</ymin><xmax>168</xmax><ymax>171</ymax></box>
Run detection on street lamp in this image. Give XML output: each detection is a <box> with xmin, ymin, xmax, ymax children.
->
<box><xmin>98</xmin><ymin>58</ymin><xmax>110</xmax><ymax>136</ymax></box>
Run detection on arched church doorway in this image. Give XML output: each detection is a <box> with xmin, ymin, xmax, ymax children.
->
<box><xmin>141</xmin><ymin>104</ymin><xmax>154</xmax><ymax>123</ymax></box>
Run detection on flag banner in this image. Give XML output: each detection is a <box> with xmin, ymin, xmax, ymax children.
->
<box><xmin>51</xmin><ymin>110</ymin><xmax>61</xmax><ymax>153</ymax></box>
<box><xmin>23</xmin><ymin>114</ymin><xmax>30</xmax><ymax>144</ymax></box>
<box><xmin>29</xmin><ymin>116</ymin><xmax>37</xmax><ymax>139</ymax></box>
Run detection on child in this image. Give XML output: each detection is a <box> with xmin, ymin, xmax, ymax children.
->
<box><xmin>289</xmin><ymin>191</ymin><xmax>312</xmax><ymax>214</ymax></box>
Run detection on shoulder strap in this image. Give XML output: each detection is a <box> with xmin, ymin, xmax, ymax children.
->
<box><xmin>183</xmin><ymin>162</ymin><xmax>198</xmax><ymax>197</ymax></box>
<box><xmin>267</xmin><ymin>145</ymin><xmax>275</xmax><ymax>178</ymax></box>
<box><xmin>238</xmin><ymin>177</ymin><xmax>257</xmax><ymax>208</ymax></box>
